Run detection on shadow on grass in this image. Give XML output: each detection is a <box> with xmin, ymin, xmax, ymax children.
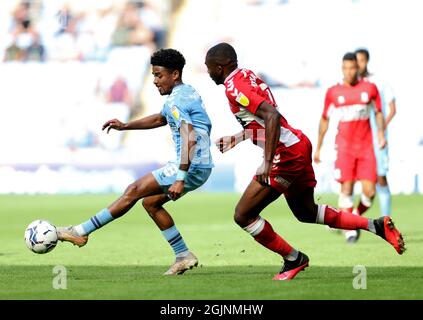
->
<box><xmin>1</xmin><ymin>265</ymin><xmax>422</xmax><ymax>300</ymax></box>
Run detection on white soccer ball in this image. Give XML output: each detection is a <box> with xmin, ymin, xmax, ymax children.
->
<box><xmin>24</xmin><ymin>220</ymin><xmax>58</xmax><ymax>254</ymax></box>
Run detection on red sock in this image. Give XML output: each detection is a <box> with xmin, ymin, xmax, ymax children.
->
<box><xmin>323</xmin><ymin>205</ymin><xmax>369</xmax><ymax>230</ymax></box>
<box><xmin>252</xmin><ymin>220</ymin><xmax>293</xmax><ymax>257</ymax></box>
<box><xmin>356</xmin><ymin>201</ymin><xmax>370</xmax><ymax>216</ymax></box>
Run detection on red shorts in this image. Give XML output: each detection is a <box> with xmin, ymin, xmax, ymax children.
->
<box><xmin>334</xmin><ymin>146</ymin><xmax>377</xmax><ymax>183</ymax></box>
<box><xmin>254</xmin><ymin>134</ymin><xmax>317</xmax><ymax>197</ymax></box>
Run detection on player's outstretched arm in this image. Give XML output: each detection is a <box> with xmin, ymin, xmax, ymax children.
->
<box><xmin>385</xmin><ymin>100</ymin><xmax>396</xmax><ymax>127</ymax></box>
<box><xmin>255</xmin><ymin>101</ymin><xmax>281</xmax><ymax>185</ymax></box>
<box><xmin>375</xmin><ymin>111</ymin><xmax>387</xmax><ymax>149</ymax></box>
<box><xmin>215</xmin><ymin>130</ymin><xmax>251</xmax><ymax>153</ymax></box>
<box><xmin>168</xmin><ymin>121</ymin><xmax>196</xmax><ymax>200</ymax></box>
<box><xmin>314</xmin><ymin>117</ymin><xmax>329</xmax><ymax>164</ymax></box>
<box><xmin>102</xmin><ymin>113</ymin><xmax>167</xmax><ymax>133</ymax></box>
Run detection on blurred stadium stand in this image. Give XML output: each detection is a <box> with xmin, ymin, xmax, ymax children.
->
<box><xmin>1</xmin><ymin>0</ymin><xmax>422</xmax><ymax>194</ymax></box>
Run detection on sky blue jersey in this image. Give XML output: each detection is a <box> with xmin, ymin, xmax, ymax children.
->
<box><xmin>368</xmin><ymin>74</ymin><xmax>395</xmax><ymax>140</ymax></box>
<box><xmin>161</xmin><ymin>84</ymin><xmax>214</xmax><ymax>169</ymax></box>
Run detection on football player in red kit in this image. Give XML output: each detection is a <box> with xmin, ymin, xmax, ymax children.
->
<box><xmin>205</xmin><ymin>43</ymin><xmax>405</xmax><ymax>281</ymax></box>
<box><xmin>314</xmin><ymin>52</ymin><xmax>385</xmax><ymax>243</ymax></box>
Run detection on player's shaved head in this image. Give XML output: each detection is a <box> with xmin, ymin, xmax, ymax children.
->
<box><xmin>205</xmin><ymin>43</ymin><xmax>238</xmax><ymax>85</ymax></box>
<box><xmin>206</xmin><ymin>43</ymin><xmax>238</xmax><ymax>66</ymax></box>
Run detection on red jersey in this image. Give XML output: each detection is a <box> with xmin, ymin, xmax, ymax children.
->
<box><xmin>224</xmin><ymin>68</ymin><xmax>302</xmax><ymax>149</ymax></box>
<box><xmin>323</xmin><ymin>79</ymin><xmax>382</xmax><ymax>150</ymax></box>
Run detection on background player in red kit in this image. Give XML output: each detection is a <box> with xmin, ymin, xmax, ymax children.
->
<box><xmin>205</xmin><ymin>43</ymin><xmax>405</xmax><ymax>281</ymax></box>
<box><xmin>314</xmin><ymin>52</ymin><xmax>385</xmax><ymax>243</ymax></box>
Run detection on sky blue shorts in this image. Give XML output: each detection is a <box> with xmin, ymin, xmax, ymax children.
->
<box><xmin>370</xmin><ymin>111</ymin><xmax>389</xmax><ymax>177</ymax></box>
<box><xmin>374</xmin><ymin>144</ymin><xmax>389</xmax><ymax>176</ymax></box>
<box><xmin>152</xmin><ymin>162</ymin><xmax>212</xmax><ymax>197</ymax></box>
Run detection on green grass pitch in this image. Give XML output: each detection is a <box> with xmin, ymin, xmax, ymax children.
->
<box><xmin>1</xmin><ymin>193</ymin><xmax>422</xmax><ymax>299</ymax></box>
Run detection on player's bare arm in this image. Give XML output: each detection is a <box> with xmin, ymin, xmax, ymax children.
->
<box><xmin>254</xmin><ymin>101</ymin><xmax>281</xmax><ymax>185</ymax></box>
<box><xmin>385</xmin><ymin>100</ymin><xmax>397</xmax><ymax>127</ymax></box>
<box><xmin>102</xmin><ymin>113</ymin><xmax>167</xmax><ymax>133</ymax></box>
<box><xmin>215</xmin><ymin>130</ymin><xmax>252</xmax><ymax>153</ymax></box>
<box><xmin>375</xmin><ymin>111</ymin><xmax>387</xmax><ymax>149</ymax></box>
<box><xmin>168</xmin><ymin>121</ymin><xmax>196</xmax><ymax>200</ymax></box>
<box><xmin>314</xmin><ymin>116</ymin><xmax>329</xmax><ymax>164</ymax></box>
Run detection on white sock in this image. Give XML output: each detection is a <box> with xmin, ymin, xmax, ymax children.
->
<box><xmin>243</xmin><ymin>216</ymin><xmax>265</xmax><ymax>236</ymax></box>
<box><xmin>74</xmin><ymin>225</ymin><xmax>85</xmax><ymax>236</ymax></box>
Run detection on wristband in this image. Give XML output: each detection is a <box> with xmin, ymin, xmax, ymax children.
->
<box><xmin>176</xmin><ymin>170</ymin><xmax>188</xmax><ymax>181</ymax></box>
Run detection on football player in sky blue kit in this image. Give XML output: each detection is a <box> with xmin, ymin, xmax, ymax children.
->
<box><xmin>356</xmin><ymin>48</ymin><xmax>396</xmax><ymax>218</ymax></box>
<box><xmin>57</xmin><ymin>49</ymin><xmax>214</xmax><ymax>275</ymax></box>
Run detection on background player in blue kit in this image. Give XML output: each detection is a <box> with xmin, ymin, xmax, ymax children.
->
<box><xmin>356</xmin><ymin>48</ymin><xmax>396</xmax><ymax>218</ymax></box>
<box><xmin>56</xmin><ymin>48</ymin><xmax>214</xmax><ymax>275</ymax></box>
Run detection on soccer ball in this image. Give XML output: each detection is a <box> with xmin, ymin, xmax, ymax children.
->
<box><xmin>24</xmin><ymin>220</ymin><xmax>58</xmax><ymax>254</ymax></box>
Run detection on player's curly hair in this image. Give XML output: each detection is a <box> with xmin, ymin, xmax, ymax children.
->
<box><xmin>150</xmin><ymin>48</ymin><xmax>186</xmax><ymax>76</ymax></box>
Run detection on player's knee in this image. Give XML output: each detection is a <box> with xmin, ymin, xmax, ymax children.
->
<box><xmin>378</xmin><ymin>176</ymin><xmax>388</xmax><ymax>186</ymax></box>
<box><xmin>362</xmin><ymin>187</ymin><xmax>376</xmax><ymax>200</ymax></box>
<box><xmin>124</xmin><ymin>182</ymin><xmax>143</xmax><ymax>201</ymax></box>
<box><xmin>141</xmin><ymin>198</ymin><xmax>158</xmax><ymax>215</ymax></box>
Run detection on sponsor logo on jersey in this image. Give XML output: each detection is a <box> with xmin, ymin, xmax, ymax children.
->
<box><xmin>171</xmin><ymin>106</ymin><xmax>180</xmax><ymax>120</ymax></box>
<box><xmin>335</xmin><ymin>104</ymin><xmax>370</xmax><ymax>122</ymax></box>
<box><xmin>236</xmin><ymin>92</ymin><xmax>250</xmax><ymax>107</ymax></box>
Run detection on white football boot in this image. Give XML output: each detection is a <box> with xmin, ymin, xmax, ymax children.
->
<box><xmin>57</xmin><ymin>226</ymin><xmax>88</xmax><ymax>247</ymax></box>
<box><xmin>163</xmin><ymin>251</ymin><xmax>198</xmax><ymax>275</ymax></box>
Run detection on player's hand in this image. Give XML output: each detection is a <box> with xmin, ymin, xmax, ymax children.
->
<box><xmin>168</xmin><ymin>180</ymin><xmax>185</xmax><ymax>201</ymax></box>
<box><xmin>313</xmin><ymin>150</ymin><xmax>321</xmax><ymax>164</ymax></box>
<box><xmin>102</xmin><ymin>119</ymin><xmax>126</xmax><ymax>133</ymax></box>
<box><xmin>256</xmin><ymin>161</ymin><xmax>271</xmax><ymax>185</ymax></box>
<box><xmin>215</xmin><ymin>136</ymin><xmax>236</xmax><ymax>153</ymax></box>
<box><xmin>378</xmin><ymin>132</ymin><xmax>387</xmax><ymax>149</ymax></box>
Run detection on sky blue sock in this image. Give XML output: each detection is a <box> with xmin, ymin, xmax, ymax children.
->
<box><xmin>76</xmin><ymin>208</ymin><xmax>114</xmax><ymax>236</ymax></box>
<box><xmin>161</xmin><ymin>225</ymin><xmax>189</xmax><ymax>256</ymax></box>
<box><xmin>377</xmin><ymin>185</ymin><xmax>391</xmax><ymax>217</ymax></box>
